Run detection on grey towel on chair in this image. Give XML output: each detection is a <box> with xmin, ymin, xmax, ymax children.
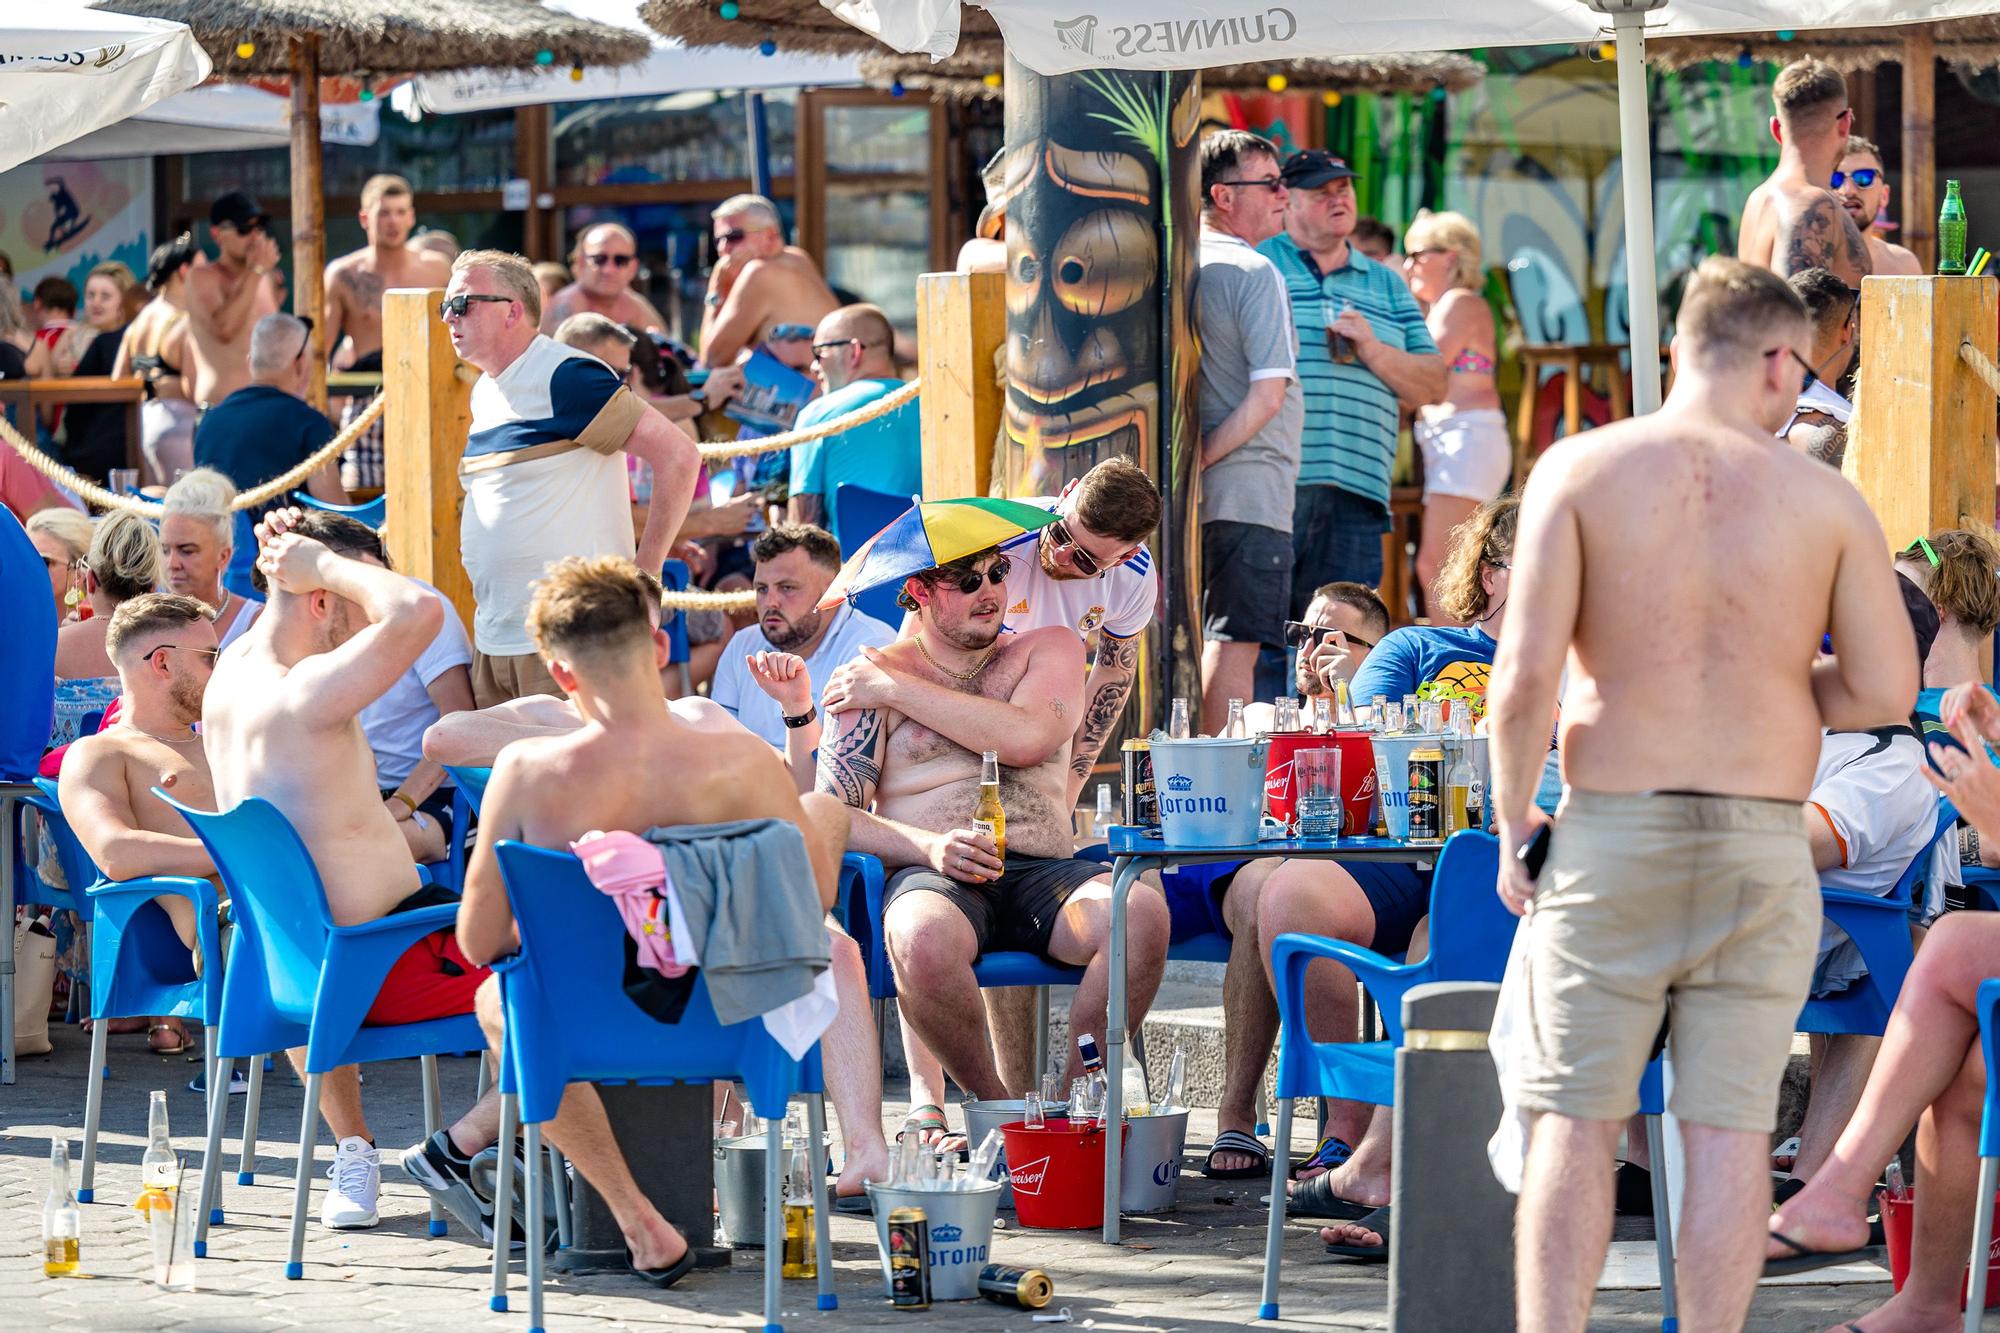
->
<box><xmin>642</xmin><ymin>817</ymin><xmax>828</xmax><ymax>1026</ymax></box>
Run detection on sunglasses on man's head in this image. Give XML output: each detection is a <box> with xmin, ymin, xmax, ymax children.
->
<box><xmin>1830</xmin><ymin>168</ymin><xmax>1882</xmax><ymax>190</ymax></box>
<box><xmin>437</xmin><ymin>293</ymin><xmax>514</xmax><ymax>321</ymax></box>
<box><xmin>583</xmin><ymin>252</ymin><xmax>637</xmax><ymax>269</ymax></box>
<box><xmin>1904</xmin><ymin>536</ymin><xmax>1941</xmax><ymax>569</ymax></box>
<box><xmin>934</xmin><ymin>558</ymin><xmax>1011</xmax><ymax>595</ymax></box>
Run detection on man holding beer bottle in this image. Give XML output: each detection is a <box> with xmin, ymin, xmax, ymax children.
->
<box><xmin>816</xmin><ymin>546</ymin><xmax>1173</xmax><ymax>1101</ymax></box>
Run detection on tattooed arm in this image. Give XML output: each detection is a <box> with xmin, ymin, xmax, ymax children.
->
<box><xmin>1067</xmin><ymin>632</ymin><xmax>1138</xmax><ymax>804</ymax></box>
<box><xmin>819</xmin><ymin>628</ymin><xmax>1088</xmax><ymax>769</ymax></box>
<box><xmin>1777</xmin><ymin>192</ymin><xmax>1873</xmax><ymax>286</ymax></box>
<box><xmin>814</xmin><ymin>705</ymin><xmax>947</xmax><ymax>868</ymax></box>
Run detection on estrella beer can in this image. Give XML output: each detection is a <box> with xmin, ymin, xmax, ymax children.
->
<box><xmin>1121</xmin><ymin>739</ymin><xmax>1158</xmax><ymax>828</ymax></box>
<box><xmin>887</xmin><ymin>1205</ymin><xmax>931</xmax><ymax>1309</ymax></box>
<box><xmin>978</xmin><ymin>1262</ymin><xmax>1054</xmax><ymax>1308</ymax></box>
<box><xmin>1407</xmin><ymin>744</ymin><xmax>1444</xmax><ymax>843</ymax></box>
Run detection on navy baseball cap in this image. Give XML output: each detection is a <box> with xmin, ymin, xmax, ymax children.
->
<box><xmin>210</xmin><ymin>190</ymin><xmax>270</xmax><ymax>232</ymax></box>
<box><xmin>1282</xmin><ymin>150</ymin><xmax>1359</xmax><ymax>189</ymax></box>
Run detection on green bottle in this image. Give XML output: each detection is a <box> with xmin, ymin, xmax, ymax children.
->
<box><xmin>1939</xmin><ymin>179</ymin><xmax>1967</xmax><ymax>276</ymax></box>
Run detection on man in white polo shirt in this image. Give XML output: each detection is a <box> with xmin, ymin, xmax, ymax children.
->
<box><xmin>444</xmin><ymin>248</ymin><xmax>700</xmax><ymax>708</ymax></box>
<box><xmin>710</xmin><ymin>524</ymin><xmax>896</xmax><ymax>787</ymax></box>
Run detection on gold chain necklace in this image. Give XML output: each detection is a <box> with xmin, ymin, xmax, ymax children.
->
<box><xmin>914</xmin><ymin>633</ymin><xmax>995</xmax><ymax>682</ymax></box>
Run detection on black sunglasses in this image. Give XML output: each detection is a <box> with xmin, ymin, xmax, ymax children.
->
<box><xmin>584</xmin><ymin>252</ymin><xmax>637</xmax><ymax>268</ymax></box>
<box><xmin>812</xmin><ymin>337</ymin><xmax>881</xmax><ymax>358</ymax></box>
<box><xmin>145</xmin><ymin>644</ymin><xmax>221</xmax><ymax>665</ymax></box>
<box><xmin>1284</xmin><ymin>619</ymin><xmax>1376</xmax><ymax>654</ymax></box>
<box><xmin>293</xmin><ymin>314</ymin><xmax>315</xmax><ymax>363</ymax></box>
<box><xmin>1045</xmin><ymin>517</ymin><xmax>1132</xmax><ymax>578</ymax></box>
<box><xmin>1216</xmin><ymin>176</ymin><xmax>1285</xmax><ymax>191</ymax></box>
<box><xmin>932</xmin><ymin>557</ymin><xmax>1011</xmax><ymax>595</ymax></box>
<box><xmin>438</xmin><ymin>293</ymin><xmax>515</xmax><ymax>321</ymax></box>
<box><xmin>716</xmin><ymin>228</ymin><xmax>749</xmax><ymax>244</ymax></box>
<box><xmin>1830</xmin><ymin>167</ymin><xmax>1881</xmax><ymax>189</ymax></box>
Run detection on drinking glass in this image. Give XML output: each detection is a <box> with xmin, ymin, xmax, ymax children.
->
<box><xmin>1295</xmin><ymin>747</ymin><xmax>1341</xmax><ymax>840</ymax></box>
<box><xmin>109</xmin><ymin>468</ymin><xmax>140</xmax><ymax>496</ymax></box>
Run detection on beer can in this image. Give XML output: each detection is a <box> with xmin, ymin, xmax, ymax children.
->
<box><xmin>886</xmin><ymin>1206</ymin><xmax>931</xmax><ymax>1310</ymax></box>
<box><xmin>1407</xmin><ymin>745</ymin><xmax>1444</xmax><ymax>843</ymax></box>
<box><xmin>978</xmin><ymin>1262</ymin><xmax>1054</xmax><ymax>1309</ymax></box>
<box><xmin>1121</xmin><ymin>739</ymin><xmax>1158</xmax><ymax>828</ymax></box>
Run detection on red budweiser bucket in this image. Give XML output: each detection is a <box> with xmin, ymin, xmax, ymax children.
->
<box><xmin>1000</xmin><ymin>1119</ymin><xmax>1128</xmax><ymax>1231</ymax></box>
<box><xmin>1264</xmin><ymin>730</ymin><xmax>1377</xmax><ymax>834</ymax></box>
<box><xmin>1883</xmin><ymin>1189</ymin><xmax>2000</xmax><ymax>1308</ymax></box>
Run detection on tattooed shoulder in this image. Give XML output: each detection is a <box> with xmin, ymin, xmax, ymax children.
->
<box><xmin>815</xmin><ymin>707</ymin><xmax>884</xmax><ymax>807</ymax></box>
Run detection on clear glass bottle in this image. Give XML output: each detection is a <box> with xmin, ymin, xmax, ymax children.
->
<box><xmin>42</xmin><ymin>1139</ymin><xmax>80</xmax><ymax>1278</ymax></box>
<box><xmin>973</xmin><ymin>749</ymin><xmax>1006</xmax><ymax>861</ymax></box>
<box><xmin>1093</xmin><ymin>782</ymin><xmax>1114</xmax><ymax>836</ymax></box>
<box><xmin>141</xmin><ymin>1090</ymin><xmax>176</xmax><ymax>1194</ymax></box>
<box><xmin>1311</xmin><ymin>695</ymin><xmax>1333</xmax><ymax>735</ymax></box>
<box><xmin>1167</xmin><ymin>697</ymin><xmax>1191</xmax><ymax>739</ymax></box>
<box><xmin>1223</xmin><ymin>699</ymin><xmax>1246</xmax><ymax>738</ymax></box>
<box><xmin>781</xmin><ymin>1137</ymin><xmax>816</xmax><ymax>1279</ymax></box>
<box><xmin>1334</xmin><ymin>677</ymin><xmax>1355</xmax><ymax>728</ymax></box>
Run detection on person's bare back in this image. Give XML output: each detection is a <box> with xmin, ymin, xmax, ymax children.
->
<box><xmin>324</xmin><ymin>245</ymin><xmax>450</xmax><ymax>366</ymax></box>
<box><xmin>1865</xmin><ymin>232</ymin><xmax>1922</xmax><ymax>277</ymax></box>
<box><xmin>1739</xmin><ymin>172</ymin><xmax>1872</xmax><ymax>287</ymax></box>
<box><xmin>1517</xmin><ymin>409</ymin><xmax>1897</xmax><ymax>802</ymax></box>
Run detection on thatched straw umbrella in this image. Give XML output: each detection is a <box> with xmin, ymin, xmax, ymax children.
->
<box><xmin>858</xmin><ymin>48</ymin><xmax>1485</xmax><ymax>100</ymax></box>
<box><xmin>1650</xmin><ymin>22</ymin><xmax>2000</xmax><ymax>270</ymax></box>
<box><xmin>95</xmin><ymin>0</ymin><xmax>649</xmax><ymax>410</ymax></box>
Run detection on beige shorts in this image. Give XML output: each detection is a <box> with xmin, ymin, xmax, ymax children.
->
<box><xmin>470</xmin><ymin>649</ymin><xmax>565</xmax><ymax>710</ymax></box>
<box><xmin>1511</xmin><ymin>788</ymin><xmax>1819</xmax><ymax>1132</ymax></box>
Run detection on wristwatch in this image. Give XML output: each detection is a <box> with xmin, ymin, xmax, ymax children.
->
<box><xmin>783</xmin><ymin>706</ymin><xmax>818</xmax><ymax>729</ymax></box>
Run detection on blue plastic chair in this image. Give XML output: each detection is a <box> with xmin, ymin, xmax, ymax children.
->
<box><xmin>160</xmin><ymin>791</ymin><xmax>484</xmax><ymax>1274</ymax></box>
<box><xmin>832</xmin><ymin>483</ymin><xmax>915</xmax><ymax>628</ymax></box>
<box><xmin>292</xmin><ymin>491</ymin><xmax>386</xmax><ymax>528</ymax></box>
<box><xmin>447</xmin><ymin>765</ymin><xmax>492</xmax><ymax>815</ymax></box>
<box><xmin>1</xmin><ymin>507</ymin><xmax>57</xmax><ymax>1084</ymax></box>
<box><xmin>20</xmin><ymin>778</ymin><xmax>98</xmax><ymax>925</ymax></box>
<box><xmin>487</xmin><ymin>841</ymin><xmax>833</xmax><ymax>1332</ymax></box>
<box><xmin>26</xmin><ymin>779</ymin><xmax>232</xmax><ymax>1204</ymax></box>
<box><xmin>659</xmin><ymin>559</ymin><xmax>692</xmax><ymax>693</ymax></box>
<box><xmin>1960</xmin><ymin>865</ymin><xmax>2000</xmax><ymax>913</ymax></box>
<box><xmin>224</xmin><ymin>512</ymin><xmax>261</xmax><ymax>602</ymax></box>
<box><xmin>1799</xmin><ymin>797</ymin><xmax>1958</xmax><ymax>1037</ymax></box>
<box><xmin>1966</xmin><ymin>978</ymin><xmax>2000</xmax><ymax>1325</ymax></box>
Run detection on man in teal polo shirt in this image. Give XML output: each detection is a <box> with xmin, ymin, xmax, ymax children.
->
<box><xmin>787</xmin><ymin>303</ymin><xmax>921</xmax><ymax>539</ymax></box>
<box><xmin>1259</xmin><ymin>151</ymin><xmax>1444</xmax><ymax>611</ymax></box>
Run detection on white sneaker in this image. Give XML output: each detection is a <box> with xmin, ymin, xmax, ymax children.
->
<box><xmin>321</xmin><ymin>1136</ymin><xmax>381</xmax><ymax>1229</ymax></box>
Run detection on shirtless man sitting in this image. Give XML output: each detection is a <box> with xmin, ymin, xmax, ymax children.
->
<box><xmin>453</xmin><ymin>556</ymin><xmax>851</xmax><ymax>1283</ymax></box>
<box><xmin>186</xmin><ymin>191</ymin><xmax>285</xmax><ymax>410</ymax></box>
<box><xmin>422</xmin><ymin>571</ymin><xmax>893</xmax><ymax>1204</ymax></box>
<box><xmin>59</xmin><ymin>593</ymin><xmax>222</xmax><ymax>1056</ymax></box>
<box><xmin>816</xmin><ymin>547</ymin><xmax>1172</xmax><ymax>1101</ymax></box>
<box><xmin>204</xmin><ymin>508</ymin><xmax>505</xmax><ymax>1232</ymax></box>
<box><xmin>1836</xmin><ymin>135</ymin><xmax>1923</xmax><ymax>277</ymax></box>
<box><xmin>323</xmin><ymin>174</ymin><xmax>453</xmax><ymax>375</ymax></box>
<box><xmin>1737</xmin><ymin>57</ymin><xmax>1872</xmax><ymax>286</ymax></box>
<box><xmin>700</xmin><ymin>195</ymin><xmax>839</xmax><ymax>368</ymax></box>
<box><xmin>1485</xmin><ymin>256</ymin><xmax>1914</xmax><ymax>1333</ymax></box>
<box><xmin>540</xmin><ymin>224</ymin><xmax>669</xmax><ymax>337</ymax></box>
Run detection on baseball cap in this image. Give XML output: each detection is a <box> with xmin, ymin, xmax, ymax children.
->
<box><xmin>210</xmin><ymin>190</ymin><xmax>270</xmax><ymax>232</ymax></box>
<box><xmin>1282</xmin><ymin>150</ymin><xmax>1359</xmax><ymax>190</ymax></box>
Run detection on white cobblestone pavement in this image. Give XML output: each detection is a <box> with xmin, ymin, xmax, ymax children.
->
<box><xmin>0</xmin><ymin>1027</ymin><xmax>1948</xmax><ymax>1331</ymax></box>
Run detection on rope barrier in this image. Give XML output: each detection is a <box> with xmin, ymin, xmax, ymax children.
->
<box><xmin>692</xmin><ymin>376</ymin><xmax>921</xmax><ymax>464</ymax></box>
<box><xmin>659</xmin><ymin>586</ymin><xmax>757</xmax><ymax>612</ymax></box>
<box><xmin>1960</xmin><ymin>340</ymin><xmax>2000</xmax><ymax>400</ymax></box>
<box><xmin>0</xmin><ymin>394</ymin><xmax>384</xmax><ymax>517</ymax></box>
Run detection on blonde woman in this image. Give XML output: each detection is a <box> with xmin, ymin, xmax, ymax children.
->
<box><xmin>52</xmin><ymin>510</ymin><xmax>160</xmax><ymax>740</ymax></box>
<box><xmin>26</xmin><ymin>505</ymin><xmax>93</xmax><ymax>622</ymax></box>
<box><xmin>1402</xmin><ymin>212</ymin><xmax>1510</xmax><ymax>619</ymax></box>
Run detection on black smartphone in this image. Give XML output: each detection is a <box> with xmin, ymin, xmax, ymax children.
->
<box><xmin>1518</xmin><ymin>823</ymin><xmax>1553</xmax><ymax>881</ymax></box>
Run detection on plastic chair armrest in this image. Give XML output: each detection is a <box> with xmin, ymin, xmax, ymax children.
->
<box><xmin>330</xmin><ymin>903</ymin><xmax>462</xmax><ymax>941</ymax></box>
<box><xmin>307</xmin><ymin>905</ymin><xmax>466</xmax><ymax>1069</ymax></box>
<box><xmin>89</xmin><ymin>874</ymin><xmax>219</xmax><ymax>915</ymax></box>
<box><xmin>1311</xmin><ymin>937</ymin><xmax>1418</xmax><ymax>999</ymax></box>
<box><xmin>1272</xmin><ymin>932</ymin><xmax>1358</xmax><ymax>1041</ymax></box>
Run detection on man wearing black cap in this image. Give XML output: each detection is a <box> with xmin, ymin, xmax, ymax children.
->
<box><xmin>1260</xmin><ymin>150</ymin><xmax>1444</xmax><ymax>610</ymax></box>
<box><xmin>187</xmin><ymin>190</ymin><xmax>286</xmax><ymax>411</ymax></box>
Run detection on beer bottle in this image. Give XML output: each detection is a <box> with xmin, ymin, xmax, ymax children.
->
<box><xmin>1940</xmin><ymin>179</ymin><xmax>1968</xmax><ymax>275</ymax></box>
<box><xmin>974</xmin><ymin>749</ymin><xmax>1006</xmax><ymax>861</ymax></box>
<box><xmin>43</xmin><ymin>1139</ymin><xmax>80</xmax><ymax>1277</ymax></box>
<box><xmin>1446</xmin><ymin>728</ymin><xmax>1478</xmax><ymax>836</ymax></box>
<box><xmin>1223</xmin><ymin>699</ymin><xmax>1246</xmax><ymax>738</ymax></box>
<box><xmin>781</xmin><ymin>1136</ymin><xmax>816</xmax><ymax>1279</ymax></box>
<box><xmin>141</xmin><ymin>1090</ymin><xmax>176</xmax><ymax>1195</ymax></box>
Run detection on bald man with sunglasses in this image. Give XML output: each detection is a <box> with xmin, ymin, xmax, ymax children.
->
<box><xmin>540</xmin><ymin>223</ymin><xmax>669</xmax><ymax>338</ymax></box>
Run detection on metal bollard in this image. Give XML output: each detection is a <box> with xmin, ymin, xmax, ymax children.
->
<box><xmin>1389</xmin><ymin>982</ymin><xmax>1513</xmax><ymax>1333</ymax></box>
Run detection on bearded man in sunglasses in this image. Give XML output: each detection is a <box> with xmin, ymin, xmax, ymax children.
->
<box><xmin>700</xmin><ymin>194</ymin><xmax>838</xmax><ymax>368</ymax></box>
<box><xmin>817</xmin><ymin>546</ymin><xmax>1172</xmax><ymax>1102</ymax></box>
<box><xmin>540</xmin><ymin>223</ymin><xmax>669</xmax><ymax>338</ymax></box>
<box><xmin>1738</xmin><ymin>58</ymin><xmax>1872</xmax><ymax>286</ymax></box>
<box><xmin>1836</xmin><ymin>136</ymin><xmax>1922</xmax><ymax>277</ymax></box>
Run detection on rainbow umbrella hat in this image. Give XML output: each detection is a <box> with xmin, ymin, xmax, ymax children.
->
<box><xmin>816</xmin><ymin>496</ymin><xmax>1061</xmax><ymax>610</ymax></box>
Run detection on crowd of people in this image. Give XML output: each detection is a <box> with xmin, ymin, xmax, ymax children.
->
<box><xmin>3</xmin><ymin>48</ymin><xmax>1996</xmax><ymax>1333</ymax></box>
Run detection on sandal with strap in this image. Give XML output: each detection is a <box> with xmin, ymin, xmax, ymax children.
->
<box><xmin>148</xmin><ymin>1021</ymin><xmax>193</xmax><ymax>1056</ymax></box>
<box><xmin>1292</xmin><ymin>1135</ymin><xmax>1352</xmax><ymax>1179</ymax></box>
<box><xmin>897</xmin><ymin>1104</ymin><xmax>968</xmax><ymax>1158</ymax></box>
<box><xmin>1201</xmin><ymin>1129</ymin><xmax>1272</xmax><ymax>1180</ymax></box>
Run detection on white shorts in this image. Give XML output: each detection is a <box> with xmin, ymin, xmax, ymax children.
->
<box><xmin>1415</xmin><ymin>408</ymin><xmax>1512</xmax><ymax>502</ymax></box>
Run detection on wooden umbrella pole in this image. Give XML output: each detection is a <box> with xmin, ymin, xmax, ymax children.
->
<box><xmin>1903</xmin><ymin>23</ymin><xmax>1937</xmax><ymax>274</ymax></box>
<box><xmin>290</xmin><ymin>33</ymin><xmax>328</xmax><ymax>413</ymax></box>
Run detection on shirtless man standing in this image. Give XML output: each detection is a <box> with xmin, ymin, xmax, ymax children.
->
<box><xmin>1737</xmin><ymin>58</ymin><xmax>1872</xmax><ymax>286</ymax></box>
<box><xmin>453</xmin><ymin>556</ymin><xmax>851</xmax><ymax>1283</ymax></box>
<box><xmin>700</xmin><ymin>195</ymin><xmax>838</xmax><ymax>368</ymax></box>
<box><xmin>322</xmin><ymin>175</ymin><xmax>453</xmax><ymax>374</ymax></box>
<box><xmin>204</xmin><ymin>507</ymin><xmax>503</xmax><ymax>1232</ymax></box>
<box><xmin>186</xmin><ymin>191</ymin><xmax>286</xmax><ymax>410</ymax></box>
<box><xmin>539</xmin><ymin>224</ymin><xmax>669</xmax><ymax>336</ymax></box>
<box><xmin>816</xmin><ymin>546</ymin><xmax>1172</xmax><ymax>1102</ymax></box>
<box><xmin>1836</xmin><ymin>135</ymin><xmax>1924</xmax><ymax>277</ymax></box>
<box><xmin>1486</xmin><ymin>257</ymin><xmax>1916</xmax><ymax>1333</ymax></box>
<box><xmin>59</xmin><ymin>593</ymin><xmax>221</xmax><ymax>1056</ymax></box>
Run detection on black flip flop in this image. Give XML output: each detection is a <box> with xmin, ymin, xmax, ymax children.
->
<box><xmin>1323</xmin><ymin>1205</ymin><xmax>1390</xmax><ymax>1262</ymax></box>
<box><xmin>1762</xmin><ymin>1229</ymin><xmax>1879</xmax><ymax>1279</ymax></box>
<box><xmin>627</xmin><ymin>1243</ymin><xmax>697</xmax><ymax>1289</ymax></box>
<box><xmin>834</xmin><ymin>1193</ymin><xmax>873</xmax><ymax>1215</ymax></box>
<box><xmin>1202</xmin><ymin>1129</ymin><xmax>1272</xmax><ymax>1181</ymax></box>
<box><xmin>1285</xmin><ymin>1170</ymin><xmax>1377</xmax><ymax>1220</ymax></box>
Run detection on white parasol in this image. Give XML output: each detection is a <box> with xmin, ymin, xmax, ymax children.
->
<box><xmin>2</xmin><ymin>6</ymin><xmax>212</xmax><ymax>174</ymax></box>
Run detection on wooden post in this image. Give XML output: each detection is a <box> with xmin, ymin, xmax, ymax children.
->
<box><xmin>1902</xmin><ymin>25</ymin><xmax>1937</xmax><ymax>274</ymax></box>
<box><xmin>1849</xmin><ymin>274</ymin><xmax>1998</xmax><ymax>546</ymax></box>
<box><xmin>382</xmin><ymin>287</ymin><xmax>475</xmax><ymax>631</ymax></box>
<box><xmin>289</xmin><ymin>34</ymin><xmax>327</xmax><ymax>414</ymax></box>
<box><xmin>915</xmin><ymin>270</ymin><xmax>1004</xmax><ymax>499</ymax></box>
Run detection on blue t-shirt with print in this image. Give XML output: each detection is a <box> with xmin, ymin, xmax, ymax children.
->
<box><xmin>1350</xmin><ymin>624</ymin><xmax>1497</xmax><ymax>716</ymax></box>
